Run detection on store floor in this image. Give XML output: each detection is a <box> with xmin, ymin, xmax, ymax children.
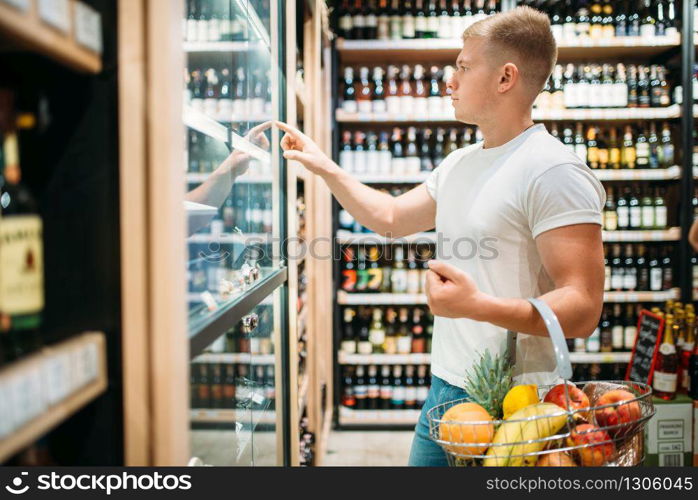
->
<box><xmin>322</xmin><ymin>431</ymin><xmax>414</xmax><ymax>466</ymax></box>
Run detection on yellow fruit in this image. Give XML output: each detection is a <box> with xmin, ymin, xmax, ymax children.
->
<box><xmin>439</xmin><ymin>402</ymin><xmax>494</xmax><ymax>456</ymax></box>
<box><xmin>502</xmin><ymin>384</ymin><xmax>539</xmax><ymax>419</ymax></box>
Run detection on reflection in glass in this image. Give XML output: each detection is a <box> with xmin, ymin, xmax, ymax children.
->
<box><xmin>189</xmin><ymin>292</ymin><xmax>278</xmax><ymax>465</ymax></box>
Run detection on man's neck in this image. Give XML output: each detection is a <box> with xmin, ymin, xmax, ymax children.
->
<box><xmin>478</xmin><ymin>113</ymin><xmax>536</xmax><ymax>149</ymax></box>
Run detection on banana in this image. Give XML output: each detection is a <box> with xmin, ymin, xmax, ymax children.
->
<box><xmin>506</xmin><ymin>403</ymin><xmax>569</xmax><ymax>467</ymax></box>
<box><xmin>482</xmin><ymin>404</ymin><xmax>548</xmax><ymax>466</ymax></box>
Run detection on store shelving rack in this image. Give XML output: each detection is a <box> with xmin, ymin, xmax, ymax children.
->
<box><xmin>328</xmin><ymin>0</ymin><xmax>697</xmax><ymax>430</ymax></box>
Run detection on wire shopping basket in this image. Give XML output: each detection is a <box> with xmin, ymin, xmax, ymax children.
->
<box><xmin>426</xmin><ymin>298</ymin><xmax>655</xmax><ymax>467</ymax></box>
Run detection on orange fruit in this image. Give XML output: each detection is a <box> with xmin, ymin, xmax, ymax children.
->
<box><xmin>439</xmin><ymin>402</ymin><xmax>494</xmax><ymax>455</ymax></box>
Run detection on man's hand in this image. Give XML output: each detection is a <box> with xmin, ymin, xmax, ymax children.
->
<box><xmin>275</xmin><ymin>121</ymin><xmax>337</xmax><ymax>176</ymax></box>
<box><xmin>425</xmin><ymin>260</ymin><xmax>490</xmax><ymax>320</ymax></box>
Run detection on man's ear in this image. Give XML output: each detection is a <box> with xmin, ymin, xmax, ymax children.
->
<box><xmin>498</xmin><ymin>63</ymin><xmax>519</xmax><ymax>93</ymax></box>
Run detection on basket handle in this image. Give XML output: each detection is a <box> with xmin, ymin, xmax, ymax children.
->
<box><xmin>505</xmin><ymin>298</ymin><xmax>572</xmax><ymax>381</ymax></box>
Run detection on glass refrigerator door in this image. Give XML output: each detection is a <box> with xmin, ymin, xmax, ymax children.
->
<box><xmin>183</xmin><ymin>0</ymin><xmax>287</xmax><ymax>465</ymax></box>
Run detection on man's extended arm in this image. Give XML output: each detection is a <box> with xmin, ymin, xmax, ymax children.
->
<box><xmin>276</xmin><ymin>121</ymin><xmax>436</xmax><ymax>238</ymax></box>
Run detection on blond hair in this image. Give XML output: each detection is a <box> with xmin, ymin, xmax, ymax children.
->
<box><xmin>462</xmin><ymin>6</ymin><xmax>557</xmax><ymax>94</ymax></box>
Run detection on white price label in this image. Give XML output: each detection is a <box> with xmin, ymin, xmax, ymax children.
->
<box><xmin>74</xmin><ymin>1</ymin><xmax>103</xmax><ymax>54</ymax></box>
<box><xmin>0</xmin><ymin>0</ymin><xmax>29</xmax><ymax>11</ymax></box>
<box><xmin>38</xmin><ymin>0</ymin><xmax>70</xmax><ymax>33</ymax></box>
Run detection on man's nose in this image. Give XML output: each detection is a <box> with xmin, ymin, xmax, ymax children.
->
<box><xmin>446</xmin><ymin>76</ymin><xmax>456</xmax><ymax>92</ymax></box>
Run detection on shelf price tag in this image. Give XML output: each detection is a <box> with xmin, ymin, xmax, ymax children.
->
<box><xmin>37</xmin><ymin>0</ymin><xmax>70</xmax><ymax>34</ymax></box>
<box><xmin>0</xmin><ymin>0</ymin><xmax>29</xmax><ymax>12</ymax></box>
<box><xmin>74</xmin><ymin>1</ymin><xmax>103</xmax><ymax>54</ymax></box>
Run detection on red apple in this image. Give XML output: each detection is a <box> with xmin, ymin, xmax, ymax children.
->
<box><xmin>544</xmin><ymin>383</ymin><xmax>591</xmax><ymax>420</ymax></box>
<box><xmin>567</xmin><ymin>424</ymin><xmax>616</xmax><ymax>466</ymax></box>
<box><xmin>594</xmin><ymin>389</ymin><xmax>642</xmax><ymax>437</ymax></box>
<box><xmin>536</xmin><ymin>451</ymin><xmax>577</xmax><ymax>467</ymax></box>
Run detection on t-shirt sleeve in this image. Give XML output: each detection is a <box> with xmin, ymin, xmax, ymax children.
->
<box><xmin>424</xmin><ymin>147</ymin><xmax>471</xmax><ymax>201</ymax></box>
<box><xmin>425</xmin><ymin>166</ymin><xmax>440</xmax><ymax>200</ymax></box>
<box><xmin>527</xmin><ymin>163</ymin><xmax>605</xmax><ymax>239</ymax></box>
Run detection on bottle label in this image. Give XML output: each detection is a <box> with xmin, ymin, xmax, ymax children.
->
<box><xmin>417</xmin><ymin>386</ymin><xmax>429</xmax><ymax>403</ymax></box>
<box><xmin>604</xmin><ymin>212</ymin><xmax>618</xmax><ymax>231</ymax></box>
<box><xmin>353</xmin><ymin>14</ymin><xmax>366</xmax><ymax>29</ymax></box>
<box><xmin>611</xmin><ymin>272</ymin><xmax>624</xmax><ymax>291</ymax></box>
<box><xmin>339</xmin><ymin>150</ymin><xmax>355</xmax><ymax>172</ymax></box>
<box><xmin>642</xmin><ymin>206</ymin><xmax>655</xmax><ymax>228</ymax></box>
<box><xmin>604</xmin><ymin>266</ymin><xmax>611</xmax><ymax>290</ymax></box>
<box><xmin>369</xmin><ymin>328</ymin><xmax>385</xmax><ymax>346</ymax></box>
<box><xmin>357</xmin><ymin>341</ymin><xmax>373</xmax><ymax>355</ymax></box>
<box><xmin>403</xmin><ymin>17</ymin><xmax>416</xmax><ymax>38</ymax></box>
<box><xmin>574</xmin><ymin>144</ymin><xmax>587</xmax><ymax>163</ymax></box>
<box><xmin>396</xmin><ymin>336</ymin><xmax>412</xmax><ymax>354</ymax></box>
<box><xmin>427</xmin><ymin>16</ymin><xmax>440</xmax><ymax>34</ymax></box>
<box><xmin>380</xmin><ymin>386</ymin><xmax>393</xmax><ymax>399</ymax></box>
<box><xmin>340</xmin><ymin>340</ymin><xmax>357</xmax><ymax>354</ymax></box>
<box><xmin>342</xmin><ymin>100</ymin><xmax>358</xmax><ymax>114</ymax></box>
<box><xmin>438</xmin><ymin>16</ymin><xmax>451</xmax><ymax>39</ymax></box>
<box><xmin>379</xmin><ymin>151</ymin><xmax>393</xmax><ymax>175</ymax></box>
<box><xmin>366</xmin><ymin>14</ymin><xmax>377</xmax><ymax>28</ymax></box>
<box><xmin>623</xmin><ymin>270</ymin><xmax>637</xmax><ymax>291</ymax></box>
<box><xmin>404</xmin><ymin>386</ymin><xmax>417</xmax><ymax>402</ymax></box>
<box><xmin>652</xmin><ymin>370</ymin><xmax>677</xmax><ymax>393</ymax></box>
<box><xmin>377</xmin><ymin>18</ymin><xmax>390</xmax><ymax>40</ymax></box>
<box><xmin>628</xmin><ymin>205</ymin><xmax>640</xmax><ymax>227</ymax></box>
<box><xmin>640</xmin><ymin>24</ymin><xmax>656</xmax><ymax>39</ymax></box>
<box><xmin>650</xmin><ymin>268</ymin><xmax>663</xmax><ymax>291</ymax></box>
<box><xmin>413</xmin><ymin>97</ymin><xmax>428</xmax><ymax>116</ymax></box>
<box><xmin>392</xmin><ymin>387</ymin><xmax>406</xmax><ymax>405</ymax></box>
<box><xmin>617</xmin><ymin>207</ymin><xmax>630</xmax><ymax>228</ymax></box>
<box><xmin>366</xmin><ymin>151</ymin><xmax>380</xmax><ymax>175</ymax></box>
<box><xmin>405</xmin><ymin>157</ymin><xmax>421</xmax><ymax>176</ymax></box>
<box><xmin>612</xmin><ymin>326</ymin><xmax>624</xmax><ymax>349</ymax></box>
<box><xmin>0</xmin><ymin>216</ymin><xmax>44</xmax><ymax>317</ymax></box>
<box><xmin>624</xmin><ymin>326</ymin><xmax>637</xmax><ymax>350</ymax></box>
<box><xmin>367</xmin><ymin>384</ymin><xmax>380</xmax><ymax>399</ymax></box>
<box><xmin>655</xmin><ymin>207</ymin><xmax>667</xmax><ymax>228</ymax></box>
<box><xmin>415</xmin><ymin>16</ymin><xmax>427</xmax><ymax>33</ymax></box>
<box><xmin>385</xmin><ymin>96</ymin><xmax>401</xmax><ymax>114</ymax></box>
<box><xmin>391</xmin><ymin>158</ymin><xmax>407</xmax><ymax>176</ymax></box>
<box><xmin>428</xmin><ymin>96</ymin><xmax>442</xmax><ymax>117</ymax></box>
<box><xmin>357</xmin><ymin>100</ymin><xmax>372</xmax><ymax>114</ymax></box>
<box><xmin>659</xmin><ymin>343</ymin><xmax>677</xmax><ymax>356</ymax></box>
<box><xmin>372</xmin><ymin>99</ymin><xmax>387</xmax><ymax>114</ymax></box>
<box><xmin>550</xmin><ymin>24</ymin><xmax>563</xmax><ymax>41</ymax></box>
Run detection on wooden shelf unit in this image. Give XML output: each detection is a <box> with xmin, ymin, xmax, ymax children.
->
<box><xmin>0</xmin><ymin>0</ymin><xmax>102</xmax><ymax>73</ymax></box>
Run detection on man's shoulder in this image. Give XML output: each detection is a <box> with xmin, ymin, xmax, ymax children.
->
<box><xmin>515</xmin><ymin>129</ymin><xmax>589</xmax><ymax>175</ymax></box>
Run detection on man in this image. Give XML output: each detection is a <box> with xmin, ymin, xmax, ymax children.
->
<box><xmin>276</xmin><ymin>6</ymin><xmax>605</xmax><ymax>466</ymax></box>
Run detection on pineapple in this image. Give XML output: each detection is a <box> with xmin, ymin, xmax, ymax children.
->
<box><xmin>463</xmin><ymin>350</ymin><xmax>513</xmax><ymax>420</ymax></box>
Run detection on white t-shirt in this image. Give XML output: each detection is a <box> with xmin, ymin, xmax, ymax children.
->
<box><xmin>424</xmin><ymin>123</ymin><xmax>605</xmax><ymax>388</ymax></box>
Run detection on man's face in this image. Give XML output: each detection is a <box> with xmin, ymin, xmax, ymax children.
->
<box><xmin>447</xmin><ymin>38</ymin><xmax>498</xmax><ymax>125</ymax></box>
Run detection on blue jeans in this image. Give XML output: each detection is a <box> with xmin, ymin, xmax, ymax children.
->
<box><xmin>408</xmin><ymin>375</ymin><xmax>469</xmax><ymax>467</ymax></box>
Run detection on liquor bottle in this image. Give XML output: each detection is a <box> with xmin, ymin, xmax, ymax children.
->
<box><xmin>624</xmin><ymin>304</ymin><xmax>638</xmax><ymax>350</ymax></box>
<box><xmin>601</xmin><ymin>0</ymin><xmax>615</xmax><ymax>38</ymax></box>
<box><xmin>604</xmin><ymin>187</ymin><xmax>618</xmax><ymax>231</ymax></box>
<box><xmin>414</xmin><ymin>0</ymin><xmax>427</xmax><ymax>38</ymax></box>
<box><xmin>608</xmin><ymin>127</ymin><xmax>621</xmax><ymax>169</ymax></box>
<box><xmin>610</xmin><ymin>244</ymin><xmax>624</xmax><ymax>291</ymax></box>
<box><xmin>635</xmin><ymin>127</ymin><xmax>650</xmax><ymax>168</ymax></box>
<box><xmin>621</xmin><ymin>125</ymin><xmax>636</xmax><ymax>169</ymax></box>
<box><xmin>575</xmin><ymin>2</ymin><xmax>591</xmax><ymax>38</ymax></box>
<box><xmin>406</xmin><ymin>248</ymin><xmax>421</xmax><ymax>294</ymax></box>
<box><xmin>356</xmin><ymin>66</ymin><xmax>372</xmax><ymax>114</ymax></box>
<box><xmin>367</xmin><ymin>247</ymin><xmax>384</xmax><ymax>291</ymax></box>
<box><xmin>665</xmin><ymin>0</ymin><xmax>678</xmax><ymax>38</ymax></box>
<box><xmin>661</xmin><ymin>246</ymin><xmax>673</xmax><ymax>290</ymax></box>
<box><xmin>587</xmin><ymin>324</ymin><xmax>601</xmax><ymax>353</ymax></box>
<box><xmin>365</xmin><ymin>131</ymin><xmax>379</xmax><ymax>175</ymax></box>
<box><xmin>585</xmin><ymin>126</ymin><xmax>599</xmax><ymax>169</ymax></box>
<box><xmin>427</xmin><ymin>66</ymin><xmax>442</xmax><ymax>117</ymax></box>
<box><xmin>338</xmin><ymin>0</ymin><xmax>354</xmax><ymax>38</ymax></box>
<box><xmin>366</xmin><ymin>364</ymin><xmax>380</xmax><ymax>409</ymax></box>
<box><xmin>354</xmin><ymin>365</ymin><xmax>368</xmax><ymax>409</ymax></box>
<box><xmin>416</xmin><ymin>365</ymin><xmax>429</xmax><ymax>409</ymax></box>
<box><xmin>404</xmin><ymin>127</ymin><xmax>421</xmax><ymax>175</ymax></box>
<box><xmin>391</xmin><ymin>365</ymin><xmax>405</xmax><ymax>409</ymax></box>
<box><xmin>654</xmin><ymin>187</ymin><xmax>667</xmax><ymax>229</ymax></box>
<box><xmin>614</xmin><ymin>64</ymin><xmax>629</xmax><ymax>108</ymax></box>
<box><xmin>391</xmin><ymin>247</ymin><xmax>408</xmax><ymax>293</ymax></box>
<box><xmin>430</xmin><ymin>127</ymin><xmax>445</xmax><ymax>167</ymax></box>
<box><xmin>357</xmin><ymin>309</ymin><xmax>373</xmax><ymax>354</ymax></box>
<box><xmin>597</xmin><ymin>127</ymin><xmax>609</xmax><ymax>168</ymax></box>
<box><xmin>385</xmin><ymin>65</ymin><xmax>400</xmax><ymax>115</ymax></box>
<box><xmin>659</xmin><ymin>122</ymin><xmax>674</xmax><ymax>167</ymax></box>
<box><xmin>223</xmin><ymin>363</ymin><xmax>236</xmax><ymax>409</ymax></box>
<box><xmin>389</xmin><ymin>0</ymin><xmax>402</xmax><ymax>39</ymax></box>
<box><xmin>341</xmin><ymin>247</ymin><xmax>358</xmax><ymax>292</ymax></box>
<box><xmin>612</xmin><ymin>304</ymin><xmax>625</xmax><ymax>351</ymax></box>
<box><xmin>390</xmin><ymin>127</ymin><xmax>405</xmax><ymax>175</ymax></box>
<box><xmin>653</xmin><ymin>314</ymin><xmax>678</xmax><ymax>400</ymax></box>
<box><xmin>648</xmin><ymin>247</ymin><xmax>663</xmax><ymax>291</ymax></box>
<box><xmin>589</xmin><ymin>0</ymin><xmax>603</xmax><ymax>39</ymax></box>
<box><xmin>383</xmin><ymin>307</ymin><xmax>398</xmax><ymax>354</ymax></box>
<box><xmin>562</xmin><ymin>0</ymin><xmax>576</xmax><ymax>39</ymax></box>
<box><xmin>342</xmin><ymin>366</ymin><xmax>356</xmax><ymax>409</ymax></box>
<box><xmin>1</xmin><ymin>116</ymin><xmax>43</xmax><ymax>360</ymax></box>
<box><xmin>640</xmin><ymin>0</ymin><xmax>656</xmax><ymax>39</ymax></box>
<box><xmin>411</xmin><ymin>308</ymin><xmax>426</xmax><ymax>353</ymax></box>
<box><xmin>404</xmin><ymin>365</ymin><xmax>417</xmax><ymax>409</ymax></box>
<box><xmin>641</xmin><ymin>187</ymin><xmax>655</xmax><ymax>229</ymax></box>
<box><xmin>419</xmin><ymin>129</ymin><xmax>434</xmax><ymax>172</ymax></box>
<box><xmin>637</xmin><ymin>66</ymin><xmax>651</xmax><ymax>108</ymax></box>
<box><xmin>342</xmin><ymin>67</ymin><xmax>357</xmax><ymax>113</ymax></box>
<box><xmin>438</xmin><ymin>0</ymin><xmax>452</xmax><ymax>39</ymax></box>
<box><xmin>365</xmin><ymin>0</ymin><xmax>379</xmax><ymax>39</ymax></box>
<box><xmin>412</xmin><ymin>65</ymin><xmax>428</xmax><ymax>116</ymax></box>
<box><xmin>627</xmin><ymin>65</ymin><xmax>639</xmax><ymax>107</ymax></box>
<box><xmin>341</xmin><ymin>308</ymin><xmax>357</xmax><ymax>354</ymax></box>
<box><xmin>379</xmin><ymin>365</ymin><xmax>393</xmax><ymax>408</ymax></box>
<box><xmin>399</xmin><ymin>65</ymin><xmax>415</xmax><ymax>115</ymax></box>
<box><xmin>377</xmin><ymin>0</ymin><xmax>390</xmax><ymax>39</ymax></box>
<box><xmin>550</xmin><ymin>0</ymin><xmax>563</xmax><ymax>40</ymax></box>
<box><xmin>615</xmin><ymin>0</ymin><xmax>628</xmax><ymax>36</ymax></box>
<box><xmin>623</xmin><ymin>244</ymin><xmax>637</xmax><ymax>291</ymax></box>
<box><xmin>352</xmin><ymin>0</ymin><xmax>366</xmax><ymax>39</ymax></box>
<box><xmin>573</xmin><ymin>123</ymin><xmax>586</xmax><ymax>162</ymax></box>
<box><xmin>339</xmin><ymin>130</ymin><xmax>354</xmax><ymax>173</ymax></box>
<box><xmin>402</xmin><ymin>0</ymin><xmax>416</xmax><ymax>39</ymax></box>
<box><xmin>636</xmin><ymin>244</ymin><xmax>649</xmax><ymax>291</ymax></box>
<box><xmin>378</xmin><ymin>131</ymin><xmax>392</xmax><ymax>175</ymax></box>
<box><xmin>353</xmin><ymin>131</ymin><xmax>367</xmax><ymax>174</ymax></box>
<box><xmin>372</xmin><ymin>66</ymin><xmax>386</xmax><ymax>114</ymax></box>
<box><xmin>199</xmin><ymin>363</ymin><xmax>213</xmax><ymax>408</ymax></box>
